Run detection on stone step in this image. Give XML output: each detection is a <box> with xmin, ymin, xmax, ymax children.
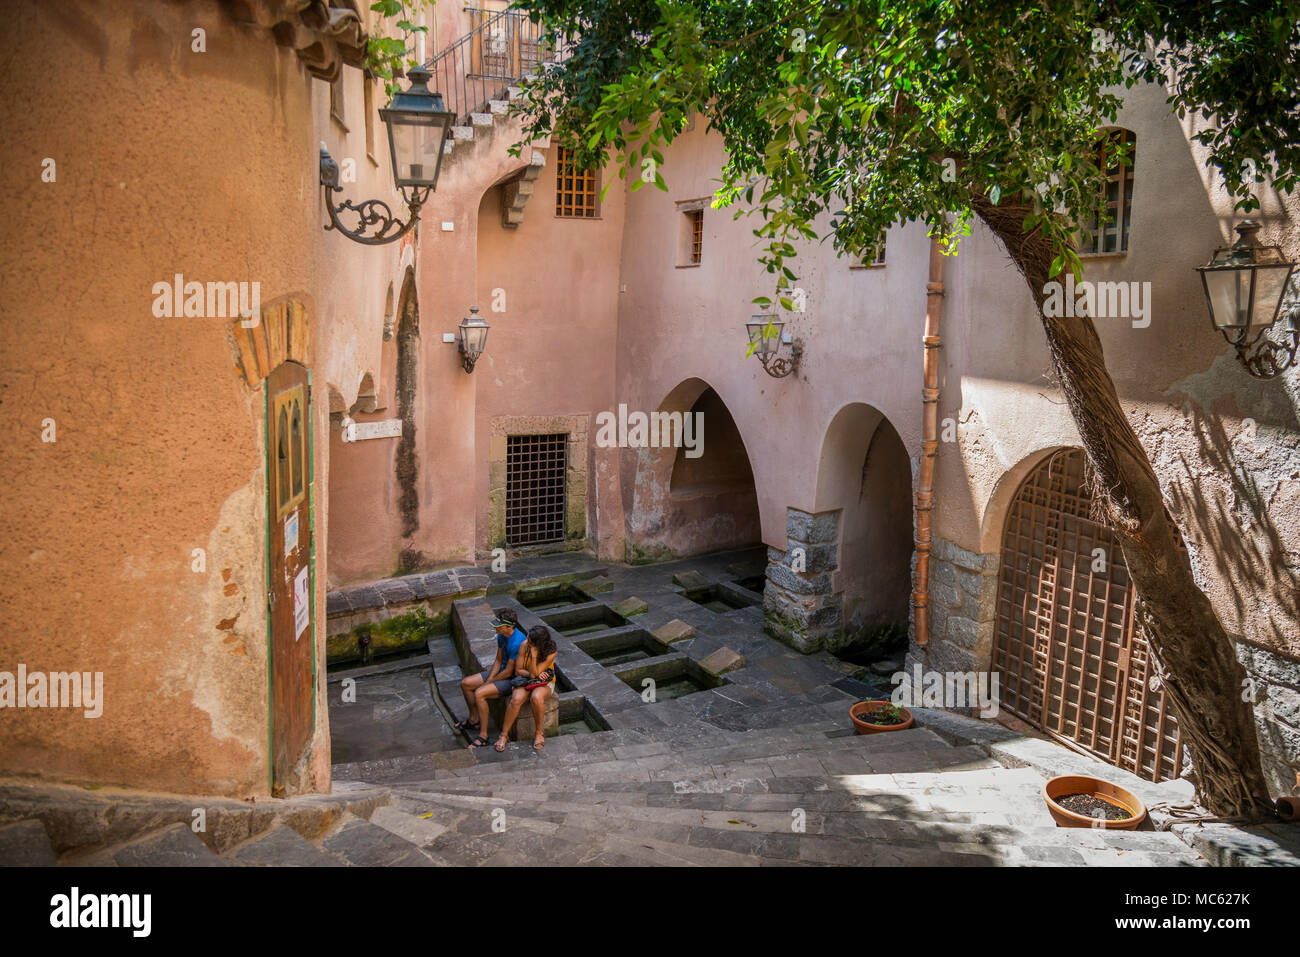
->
<box><xmin>103</xmin><ymin>822</ymin><xmax>229</xmax><ymax>867</ymax></box>
<box><xmin>0</xmin><ymin>819</ymin><xmax>58</xmax><ymax>866</ymax></box>
<box><xmin>228</xmin><ymin>824</ymin><xmax>345</xmax><ymax>867</ymax></box>
<box><xmin>318</xmin><ymin>814</ymin><xmax>439</xmax><ymax>867</ymax></box>
<box><xmin>398</xmin><ymin>780</ymin><xmax>1204</xmax><ymax>866</ymax></box>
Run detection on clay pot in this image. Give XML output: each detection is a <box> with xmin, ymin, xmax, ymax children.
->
<box><xmin>1275</xmin><ymin>796</ymin><xmax>1300</xmax><ymax>822</ymax></box>
<box><xmin>849</xmin><ymin>699</ymin><xmax>914</xmax><ymax>735</ymax></box>
<box><xmin>1043</xmin><ymin>774</ymin><xmax>1147</xmax><ymax>830</ymax></box>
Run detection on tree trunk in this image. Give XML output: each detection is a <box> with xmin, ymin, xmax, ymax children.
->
<box><xmin>971</xmin><ymin>194</ymin><xmax>1274</xmax><ymax>820</ymax></box>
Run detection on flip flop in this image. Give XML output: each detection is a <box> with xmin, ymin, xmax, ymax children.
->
<box><xmin>494</xmin><ymin>737</ymin><xmax>508</xmax><ymax>753</ymax></box>
<box><xmin>467</xmin><ymin>735</ymin><xmax>490</xmax><ymax>750</ymax></box>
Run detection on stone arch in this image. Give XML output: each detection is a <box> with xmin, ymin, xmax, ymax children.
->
<box><xmin>351</xmin><ymin>371</ymin><xmax>378</xmax><ymax>414</ymax></box>
<box><xmin>811</xmin><ymin>402</ymin><xmax>914</xmax><ymax>651</ymax></box>
<box><xmin>625</xmin><ymin>378</ymin><xmax>760</xmax><ymax>563</ymax></box>
<box><xmin>978</xmin><ymin>444</ymin><xmax>1075</xmax><ymax>554</ymax></box>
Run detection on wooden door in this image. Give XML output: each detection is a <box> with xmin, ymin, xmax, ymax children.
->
<box><xmin>992</xmin><ymin>449</ymin><xmax>1183</xmax><ymax>782</ymax></box>
<box><xmin>267</xmin><ymin>361</ymin><xmax>314</xmax><ymax>793</ymax></box>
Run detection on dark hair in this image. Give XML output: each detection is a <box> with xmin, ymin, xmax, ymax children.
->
<box><xmin>495</xmin><ymin>608</ymin><xmax>518</xmax><ymax>626</ymax></box>
<box><xmin>527</xmin><ymin>625</ymin><xmax>556</xmax><ymax>660</ymax></box>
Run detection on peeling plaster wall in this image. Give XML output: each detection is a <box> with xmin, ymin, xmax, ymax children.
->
<box><xmin>911</xmin><ymin>82</ymin><xmax>1300</xmax><ymax>793</ymax></box>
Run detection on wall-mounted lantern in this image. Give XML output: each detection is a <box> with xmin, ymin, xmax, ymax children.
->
<box><xmin>745</xmin><ymin>303</ymin><xmax>801</xmax><ymax>378</ymax></box>
<box><xmin>1196</xmin><ymin>219</ymin><xmax>1299</xmax><ymax>378</ymax></box>
<box><xmin>458</xmin><ymin>306</ymin><xmax>490</xmax><ymax>373</ymax></box>
<box><xmin>319</xmin><ymin>66</ymin><xmax>455</xmax><ymax>245</ymax></box>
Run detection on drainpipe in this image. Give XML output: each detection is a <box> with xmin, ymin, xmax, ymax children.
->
<box><xmin>913</xmin><ymin>235</ymin><xmax>945</xmax><ymax>646</ymax></box>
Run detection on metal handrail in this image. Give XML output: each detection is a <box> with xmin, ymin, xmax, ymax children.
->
<box><xmin>423</xmin><ymin>9</ymin><xmax>571</xmax><ymax>124</ymax></box>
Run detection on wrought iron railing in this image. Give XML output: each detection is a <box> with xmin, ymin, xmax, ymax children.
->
<box><xmin>423</xmin><ymin>9</ymin><xmax>571</xmax><ymax>124</ymax></box>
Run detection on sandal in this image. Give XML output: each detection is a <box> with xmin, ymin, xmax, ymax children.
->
<box><xmin>494</xmin><ymin>736</ymin><xmax>508</xmax><ymax>753</ymax></box>
<box><xmin>533</xmin><ymin>735</ymin><xmax>545</xmax><ymax>751</ymax></box>
<box><xmin>467</xmin><ymin>735</ymin><xmax>490</xmax><ymax>750</ymax></box>
<box><xmin>453</xmin><ymin>717</ymin><xmax>480</xmax><ymax>733</ymax></box>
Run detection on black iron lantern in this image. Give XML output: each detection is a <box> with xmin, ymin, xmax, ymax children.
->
<box><xmin>458</xmin><ymin>306</ymin><xmax>490</xmax><ymax>373</ymax></box>
<box><xmin>1196</xmin><ymin>219</ymin><xmax>1298</xmax><ymax>378</ymax></box>
<box><xmin>320</xmin><ymin>66</ymin><xmax>455</xmax><ymax>245</ymax></box>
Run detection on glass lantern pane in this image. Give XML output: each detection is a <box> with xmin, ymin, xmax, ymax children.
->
<box><xmin>390</xmin><ymin>115</ymin><xmax>444</xmax><ymax>185</ymax></box>
<box><xmin>465</xmin><ymin>324</ymin><xmax>488</xmax><ymax>354</ymax></box>
<box><xmin>1250</xmin><ymin>266</ymin><xmax>1293</xmax><ymax>331</ymax></box>
<box><xmin>1204</xmin><ymin>269</ymin><xmax>1251</xmax><ymax>329</ymax></box>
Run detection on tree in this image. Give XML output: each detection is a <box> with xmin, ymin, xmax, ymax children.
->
<box><xmin>512</xmin><ymin>0</ymin><xmax>1300</xmax><ymax>818</ymax></box>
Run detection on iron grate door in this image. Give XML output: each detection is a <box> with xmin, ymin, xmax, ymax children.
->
<box><xmin>992</xmin><ymin>448</ymin><xmax>1183</xmax><ymax>783</ymax></box>
<box><xmin>506</xmin><ymin>433</ymin><xmax>568</xmax><ymax>546</ymax></box>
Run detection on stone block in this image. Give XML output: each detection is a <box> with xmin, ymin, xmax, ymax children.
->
<box><xmin>933</xmin><ymin>581</ymin><xmax>959</xmax><ymax>610</ymax></box>
<box><xmin>488</xmin><ymin>458</ymin><xmax>507</xmax><ymax>492</ymax></box>
<box><xmin>947</xmin><ymin>615</ymin><xmax>981</xmax><ymax>650</ymax></box>
<box><xmin>579</xmin><ymin>575</ymin><xmax>614</xmax><ymax>594</ymax></box>
<box><xmin>799</xmin><ymin>542</ymin><xmax>839</xmax><ymax>573</ymax></box>
<box><xmin>700</xmin><ymin>647</ymin><xmax>746</xmax><ymax>677</ymax></box>
<box><xmin>786</xmin><ymin>508</ymin><xmax>840</xmax><ymax>544</ymax></box>
<box><xmin>612</xmin><ymin>596</ymin><xmax>648</xmax><ymax>617</ymax></box>
<box><xmin>672</xmin><ymin>570</ymin><xmax>709</xmax><ymax>590</ymax></box>
<box><xmin>765</xmin><ymin>561</ymin><xmax>831</xmax><ymax>596</ymax></box>
<box><xmin>653</xmin><ymin>619</ymin><xmax>696</xmax><ymax>643</ymax></box>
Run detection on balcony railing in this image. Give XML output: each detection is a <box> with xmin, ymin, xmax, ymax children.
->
<box><xmin>423</xmin><ymin>9</ymin><xmax>571</xmax><ymax>124</ymax></box>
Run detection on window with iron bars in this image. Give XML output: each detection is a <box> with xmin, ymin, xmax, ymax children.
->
<box><xmin>1078</xmin><ymin>129</ymin><xmax>1135</xmax><ymax>255</ymax></box>
<box><xmin>555</xmin><ymin>147</ymin><xmax>599</xmax><ymax>218</ymax></box>
<box><xmin>505</xmin><ymin>434</ymin><xmax>568</xmax><ymax>546</ymax></box>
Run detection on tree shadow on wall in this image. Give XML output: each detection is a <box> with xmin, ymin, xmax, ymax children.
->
<box><xmin>1164</xmin><ymin>406</ymin><xmax>1300</xmax><ymax>656</ymax></box>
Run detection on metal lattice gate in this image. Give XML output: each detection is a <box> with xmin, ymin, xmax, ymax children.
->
<box><xmin>506</xmin><ymin>433</ymin><xmax>568</xmax><ymax>547</ymax></box>
<box><xmin>993</xmin><ymin>449</ymin><xmax>1183</xmax><ymax>782</ymax></box>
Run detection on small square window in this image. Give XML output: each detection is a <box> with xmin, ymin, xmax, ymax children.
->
<box><xmin>850</xmin><ymin>231</ymin><xmax>887</xmax><ymax>268</ymax></box>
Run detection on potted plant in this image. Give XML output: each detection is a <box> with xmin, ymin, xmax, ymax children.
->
<box><xmin>849</xmin><ymin>698</ymin><xmax>914</xmax><ymax>735</ymax></box>
<box><xmin>1042</xmin><ymin>774</ymin><xmax>1148</xmax><ymax>830</ymax></box>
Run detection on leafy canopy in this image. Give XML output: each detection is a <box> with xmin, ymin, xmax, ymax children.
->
<box><xmin>513</xmin><ymin>0</ymin><xmax>1300</xmax><ymax>296</ymax></box>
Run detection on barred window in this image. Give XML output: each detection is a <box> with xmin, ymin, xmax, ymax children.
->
<box><xmin>1079</xmin><ymin>129</ymin><xmax>1135</xmax><ymax>254</ymax></box>
<box><xmin>555</xmin><ymin>147</ymin><xmax>599</xmax><ymax>218</ymax></box>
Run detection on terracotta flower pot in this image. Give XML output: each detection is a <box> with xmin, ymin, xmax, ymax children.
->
<box><xmin>849</xmin><ymin>699</ymin><xmax>914</xmax><ymax>735</ymax></box>
<box><xmin>1042</xmin><ymin>774</ymin><xmax>1147</xmax><ymax>830</ymax></box>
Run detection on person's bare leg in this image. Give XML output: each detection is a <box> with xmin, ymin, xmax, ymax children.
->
<box><xmin>498</xmin><ymin>688</ymin><xmax>528</xmax><ymax>750</ymax></box>
<box><xmin>459</xmin><ymin>673</ymin><xmax>484</xmax><ymax>725</ymax></box>
<box><xmin>469</xmin><ymin>684</ymin><xmax>498</xmax><ymax>746</ymax></box>
<box><xmin>529</xmin><ymin>686</ymin><xmax>550</xmax><ymax>748</ymax></box>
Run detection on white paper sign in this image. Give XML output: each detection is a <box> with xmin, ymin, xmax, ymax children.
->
<box><xmin>293</xmin><ymin>566</ymin><xmax>310</xmax><ymax>641</ymax></box>
<box><xmin>284</xmin><ymin>513</ymin><xmax>299</xmax><ymax>558</ymax></box>
<box><xmin>352</xmin><ymin>419</ymin><xmax>403</xmax><ymax>441</ymax></box>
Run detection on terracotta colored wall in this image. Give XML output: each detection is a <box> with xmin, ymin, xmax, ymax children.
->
<box><xmin>0</xmin><ymin>0</ymin><xmax>404</xmax><ymax>796</ymax></box>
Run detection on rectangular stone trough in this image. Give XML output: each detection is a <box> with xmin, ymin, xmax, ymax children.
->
<box><xmin>540</xmin><ymin>601</ymin><xmax>628</xmax><ymax>637</ymax></box>
<box><xmin>557</xmin><ymin>695</ymin><xmax>612</xmax><ymax>735</ymax></box>
<box><xmin>683</xmin><ymin>581</ymin><xmax>761</xmax><ymax>614</ymax></box>
<box><xmin>613</xmin><ymin>656</ymin><xmax>728</xmax><ymax>701</ymax></box>
<box><xmin>515</xmin><ymin>582</ymin><xmax>591</xmax><ymax>610</ymax></box>
<box><xmin>573</xmin><ymin>628</ymin><xmax>673</xmax><ymax>667</ymax></box>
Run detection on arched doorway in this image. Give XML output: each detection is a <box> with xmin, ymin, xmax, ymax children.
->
<box><xmin>626</xmin><ymin>380</ymin><xmax>760</xmax><ymax>561</ymax></box>
<box><xmin>993</xmin><ymin>448</ymin><xmax>1183</xmax><ymax>782</ymax></box>
<box><xmin>813</xmin><ymin>403</ymin><xmax>913</xmax><ymax>650</ymax></box>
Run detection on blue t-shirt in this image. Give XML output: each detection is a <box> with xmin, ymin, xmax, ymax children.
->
<box><xmin>497</xmin><ymin>627</ymin><xmax>526</xmax><ymax>664</ymax></box>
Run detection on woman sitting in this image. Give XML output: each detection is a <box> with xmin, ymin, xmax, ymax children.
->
<box><xmin>493</xmin><ymin>625</ymin><xmax>558</xmax><ymax>753</ymax></box>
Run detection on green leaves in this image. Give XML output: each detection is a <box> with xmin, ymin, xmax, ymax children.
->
<box><xmin>366</xmin><ymin>0</ymin><xmax>434</xmax><ymax>101</ymax></box>
<box><xmin>510</xmin><ymin>0</ymin><xmax>1299</xmax><ymax>285</ymax></box>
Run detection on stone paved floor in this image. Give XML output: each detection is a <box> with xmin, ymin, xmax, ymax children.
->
<box><xmin>303</xmin><ymin>547</ymin><xmax>1226</xmax><ymax>867</ymax></box>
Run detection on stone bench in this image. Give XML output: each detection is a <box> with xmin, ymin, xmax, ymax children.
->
<box><xmin>487</xmin><ymin>683</ymin><xmax>560</xmax><ymax>742</ymax></box>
